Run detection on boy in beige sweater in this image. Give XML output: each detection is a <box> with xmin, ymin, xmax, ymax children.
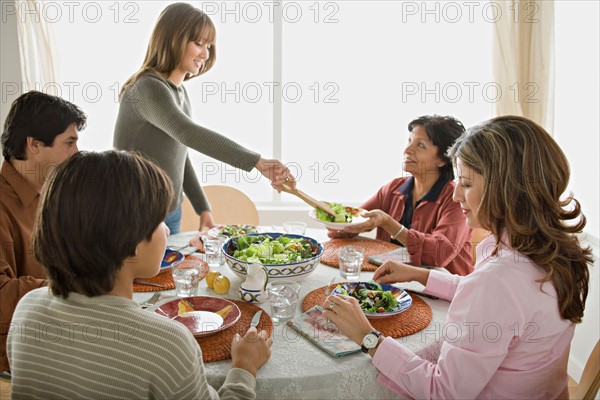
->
<box><xmin>7</xmin><ymin>150</ymin><xmax>271</xmax><ymax>399</ymax></box>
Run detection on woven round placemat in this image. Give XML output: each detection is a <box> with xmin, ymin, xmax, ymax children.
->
<box><xmin>321</xmin><ymin>238</ymin><xmax>400</xmax><ymax>272</ymax></box>
<box><xmin>133</xmin><ymin>255</ymin><xmax>207</xmax><ymax>292</ymax></box>
<box><xmin>196</xmin><ymin>300</ymin><xmax>274</xmax><ymax>363</ymax></box>
<box><xmin>302</xmin><ymin>284</ymin><xmax>432</xmax><ymax>338</ymax></box>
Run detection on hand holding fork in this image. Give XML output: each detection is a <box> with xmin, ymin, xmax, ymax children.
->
<box><xmin>324</xmin><ymin>277</ymin><xmax>337</xmax><ymax>296</ymax></box>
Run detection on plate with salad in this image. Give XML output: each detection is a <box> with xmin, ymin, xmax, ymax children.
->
<box><xmin>332</xmin><ymin>281</ymin><xmax>412</xmax><ymax>319</ymax></box>
<box><xmin>158</xmin><ymin>249</ymin><xmax>185</xmax><ymax>274</ymax></box>
<box><xmin>208</xmin><ymin>224</ymin><xmax>260</xmax><ymax>238</ymax></box>
<box><xmin>308</xmin><ymin>202</ymin><xmax>369</xmax><ymax>229</ymax></box>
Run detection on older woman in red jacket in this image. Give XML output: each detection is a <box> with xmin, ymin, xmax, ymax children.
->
<box><xmin>333</xmin><ymin>115</ymin><xmax>473</xmax><ymax>275</ymax></box>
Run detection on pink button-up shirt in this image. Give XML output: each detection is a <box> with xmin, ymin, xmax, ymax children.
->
<box><xmin>372</xmin><ymin>234</ymin><xmax>572</xmax><ymax>399</ymax></box>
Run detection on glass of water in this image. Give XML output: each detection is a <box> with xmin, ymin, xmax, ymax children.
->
<box><xmin>338</xmin><ymin>245</ymin><xmax>365</xmax><ymax>281</ymax></box>
<box><xmin>266</xmin><ymin>281</ymin><xmax>300</xmax><ymax>324</ymax></box>
<box><xmin>171</xmin><ymin>259</ymin><xmax>201</xmax><ymax>297</ymax></box>
<box><xmin>203</xmin><ymin>236</ymin><xmax>221</xmax><ymax>269</ymax></box>
<box><xmin>216</xmin><ymin>237</ymin><xmax>227</xmax><ymax>264</ymax></box>
<box><xmin>283</xmin><ymin>221</ymin><xmax>307</xmax><ymax>235</ymax></box>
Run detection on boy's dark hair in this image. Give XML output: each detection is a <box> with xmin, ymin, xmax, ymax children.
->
<box><xmin>408</xmin><ymin>115</ymin><xmax>465</xmax><ymax>181</ymax></box>
<box><xmin>2</xmin><ymin>91</ymin><xmax>87</xmax><ymax>161</ymax></box>
<box><xmin>32</xmin><ymin>150</ymin><xmax>173</xmax><ymax>298</ymax></box>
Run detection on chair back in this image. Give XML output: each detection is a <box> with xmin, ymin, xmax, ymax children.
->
<box><xmin>574</xmin><ymin>339</ymin><xmax>600</xmax><ymax>400</ymax></box>
<box><xmin>180</xmin><ymin>195</ymin><xmax>198</xmax><ymax>233</ymax></box>
<box><xmin>181</xmin><ymin>186</ymin><xmax>259</xmax><ymax>232</ymax></box>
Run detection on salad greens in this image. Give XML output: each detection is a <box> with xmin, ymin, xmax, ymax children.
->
<box><xmin>336</xmin><ymin>281</ymin><xmax>398</xmax><ymax>313</ymax></box>
<box><xmin>316</xmin><ymin>202</ymin><xmax>354</xmax><ymax>223</ymax></box>
<box><xmin>218</xmin><ymin>224</ymin><xmax>258</xmax><ymax>237</ymax></box>
<box><xmin>229</xmin><ymin>234</ymin><xmax>318</xmax><ymax>264</ymax></box>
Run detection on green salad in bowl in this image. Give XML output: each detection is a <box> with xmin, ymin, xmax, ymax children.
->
<box><xmin>231</xmin><ymin>234</ymin><xmax>317</xmax><ymax>264</ymax></box>
<box><xmin>223</xmin><ymin>233</ymin><xmax>324</xmax><ymax>281</ymax></box>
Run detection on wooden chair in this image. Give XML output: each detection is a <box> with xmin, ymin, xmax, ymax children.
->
<box><xmin>180</xmin><ymin>194</ymin><xmax>198</xmax><ymax>233</ymax></box>
<box><xmin>180</xmin><ymin>186</ymin><xmax>259</xmax><ymax>232</ymax></box>
<box><xmin>573</xmin><ymin>339</ymin><xmax>600</xmax><ymax>400</ymax></box>
<box><xmin>0</xmin><ymin>375</ymin><xmax>10</xmax><ymax>400</ymax></box>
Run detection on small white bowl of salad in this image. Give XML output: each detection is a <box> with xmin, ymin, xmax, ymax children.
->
<box><xmin>223</xmin><ymin>233</ymin><xmax>324</xmax><ymax>281</ymax></box>
<box><xmin>308</xmin><ymin>202</ymin><xmax>369</xmax><ymax>230</ymax></box>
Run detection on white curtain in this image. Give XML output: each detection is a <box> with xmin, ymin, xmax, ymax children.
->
<box><xmin>15</xmin><ymin>0</ymin><xmax>60</xmax><ymax>95</ymax></box>
<box><xmin>492</xmin><ymin>0</ymin><xmax>555</xmax><ymax>133</ymax></box>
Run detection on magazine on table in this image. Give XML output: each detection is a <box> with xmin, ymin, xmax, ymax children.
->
<box><xmin>286</xmin><ymin>306</ymin><xmax>361</xmax><ymax>358</ymax></box>
<box><xmin>367</xmin><ymin>247</ymin><xmax>411</xmax><ymax>266</ymax></box>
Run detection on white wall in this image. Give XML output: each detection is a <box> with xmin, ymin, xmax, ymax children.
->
<box><xmin>0</xmin><ymin>0</ymin><xmax>23</xmax><ymax>134</ymax></box>
<box><xmin>567</xmin><ymin>238</ymin><xmax>600</xmax><ymax>383</ymax></box>
<box><xmin>554</xmin><ymin>1</ymin><xmax>600</xmax><ymax>241</ymax></box>
<box><xmin>554</xmin><ymin>1</ymin><xmax>600</xmax><ymax>382</ymax></box>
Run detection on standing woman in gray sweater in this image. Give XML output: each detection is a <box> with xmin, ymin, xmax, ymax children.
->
<box><xmin>114</xmin><ymin>2</ymin><xmax>294</xmax><ymax>234</ymax></box>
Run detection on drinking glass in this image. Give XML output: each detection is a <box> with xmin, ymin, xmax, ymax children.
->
<box><xmin>338</xmin><ymin>245</ymin><xmax>365</xmax><ymax>281</ymax></box>
<box><xmin>216</xmin><ymin>237</ymin><xmax>227</xmax><ymax>264</ymax></box>
<box><xmin>171</xmin><ymin>259</ymin><xmax>201</xmax><ymax>297</ymax></box>
<box><xmin>203</xmin><ymin>236</ymin><xmax>221</xmax><ymax>268</ymax></box>
<box><xmin>283</xmin><ymin>221</ymin><xmax>307</xmax><ymax>235</ymax></box>
<box><xmin>266</xmin><ymin>281</ymin><xmax>301</xmax><ymax>324</ymax></box>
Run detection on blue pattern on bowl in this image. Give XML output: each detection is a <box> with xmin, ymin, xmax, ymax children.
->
<box><xmin>223</xmin><ymin>233</ymin><xmax>324</xmax><ymax>282</ymax></box>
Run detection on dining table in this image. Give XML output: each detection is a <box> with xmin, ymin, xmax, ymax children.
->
<box><xmin>133</xmin><ymin>228</ymin><xmax>451</xmax><ymax>400</ymax></box>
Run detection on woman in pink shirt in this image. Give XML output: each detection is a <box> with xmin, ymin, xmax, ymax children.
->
<box><xmin>324</xmin><ymin>116</ymin><xmax>592</xmax><ymax>399</ymax></box>
<box><xmin>331</xmin><ymin>115</ymin><xmax>473</xmax><ymax>276</ymax></box>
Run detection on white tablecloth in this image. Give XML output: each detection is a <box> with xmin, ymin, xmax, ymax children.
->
<box><xmin>134</xmin><ymin>229</ymin><xmax>449</xmax><ymax>400</ymax></box>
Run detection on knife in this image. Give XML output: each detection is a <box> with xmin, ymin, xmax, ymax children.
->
<box><xmin>133</xmin><ymin>280</ymin><xmax>165</xmax><ymax>288</ymax></box>
<box><xmin>168</xmin><ymin>244</ymin><xmax>196</xmax><ymax>254</ymax></box>
<box><xmin>249</xmin><ymin>310</ymin><xmax>262</xmax><ymax>329</ymax></box>
<box><xmin>405</xmin><ymin>289</ymin><xmax>439</xmax><ymax>300</ymax></box>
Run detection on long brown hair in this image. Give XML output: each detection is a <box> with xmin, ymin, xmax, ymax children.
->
<box><xmin>33</xmin><ymin>151</ymin><xmax>173</xmax><ymax>298</ymax></box>
<box><xmin>449</xmin><ymin>115</ymin><xmax>592</xmax><ymax>323</ymax></box>
<box><xmin>120</xmin><ymin>2</ymin><xmax>217</xmax><ymax>96</ymax></box>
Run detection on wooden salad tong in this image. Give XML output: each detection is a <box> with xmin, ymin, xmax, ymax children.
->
<box><xmin>280</xmin><ymin>182</ymin><xmax>337</xmax><ymax>217</ymax></box>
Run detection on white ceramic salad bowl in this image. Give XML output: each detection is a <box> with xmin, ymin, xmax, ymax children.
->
<box><xmin>223</xmin><ymin>233</ymin><xmax>324</xmax><ymax>282</ymax></box>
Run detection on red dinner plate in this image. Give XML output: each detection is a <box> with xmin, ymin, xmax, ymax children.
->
<box><xmin>154</xmin><ymin>296</ymin><xmax>241</xmax><ymax>337</ymax></box>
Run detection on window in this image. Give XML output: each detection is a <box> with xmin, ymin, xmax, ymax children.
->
<box><xmin>280</xmin><ymin>1</ymin><xmax>492</xmax><ymax>204</ymax></box>
<box><xmin>51</xmin><ymin>0</ymin><xmax>493</xmax><ymax>206</ymax></box>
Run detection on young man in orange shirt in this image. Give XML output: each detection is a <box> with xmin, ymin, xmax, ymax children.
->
<box><xmin>0</xmin><ymin>91</ymin><xmax>86</xmax><ymax>371</ymax></box>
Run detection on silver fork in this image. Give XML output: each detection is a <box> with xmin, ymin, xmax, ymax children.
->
<box><xmin>140</xmin><ymin>293</ymin><xmax>161</xmax><ymax>309</ymax></box>
<box><xmin>324</xmin><ymin>277</ymin><xmax>337</xmax><ymax>296</ymax></box>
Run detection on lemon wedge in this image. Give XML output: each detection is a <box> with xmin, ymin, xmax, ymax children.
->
<box><xmin>215</xmin><ymin>305</ymin><xmax>232</xmax><ymax>318</ymax></box>
<box><xmin>177</xmin><ymin>300</ymin><xmax>195</xmax><ymax>317</ymax></box>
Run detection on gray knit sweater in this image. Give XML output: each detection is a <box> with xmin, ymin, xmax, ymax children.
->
<box><xmin>114</xmin><ymin>73</ymin><xmax>261</xmax><ymax>214</ymax></box>
<box><xmin>8</xmin><ymin>288</ymin><xmax>257</xmax><ymax>399</ymax></box>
